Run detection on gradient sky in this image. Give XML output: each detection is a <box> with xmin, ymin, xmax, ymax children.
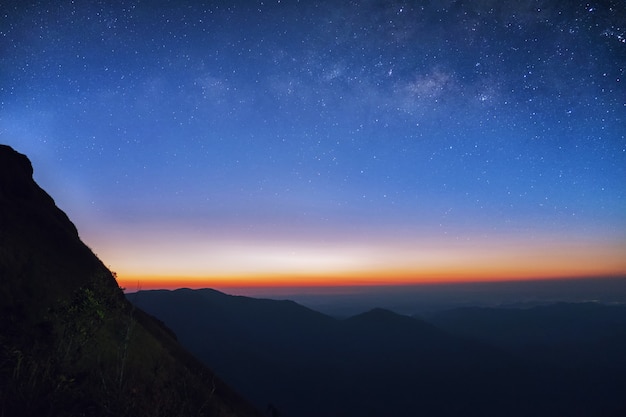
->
<box><xmin>2</xmin><ymin>0</ymin><xmax>625</xmax><ymax>290</ymax></box>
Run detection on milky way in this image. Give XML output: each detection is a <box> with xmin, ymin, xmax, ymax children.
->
<box><xmin>2</xmin><ymin>1</ymin><xmax>625</xmax><ymax>286</ymax></box>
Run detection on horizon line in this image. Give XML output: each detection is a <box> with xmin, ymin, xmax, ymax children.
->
<box><xmin>118</xmin><ymin>273</ymin><xmax>626</xmax><ymax>293</ymax></box>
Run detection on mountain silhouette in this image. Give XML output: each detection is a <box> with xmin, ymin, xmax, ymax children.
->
<box><xmin>0</xmin><ymin>145</ymin><xmax>261</xmax><ymax>417</ymax></box>
<box><xmin>130</xmin><ymin>287</ymin><xmax>626</xmax><ymax>417</ymax></box>
<box><xmin>426</xmin><ymin>302</ymin><xmax>626</xmax><ymax>355</ymax></box>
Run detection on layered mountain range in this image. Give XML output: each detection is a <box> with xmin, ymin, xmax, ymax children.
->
<box><xmin>130</xmin><ymin>288</ymin><xmax>626</xmax><ymax>417</ymax></box>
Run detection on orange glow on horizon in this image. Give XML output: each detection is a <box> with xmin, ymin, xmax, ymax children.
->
<box><xmin>118</xmin><ymin>268</ymin><xmax>626</xmax><ymax>292</ymax></box>
<box><xmin>114</xmin><ymin>248</ymin><xmax>626</xmax><ymax>290</ymax></box>
<box><xmin>92</xmin><ymin>225</ymin><xmax>626</xmax><ymax>291</ymax></box>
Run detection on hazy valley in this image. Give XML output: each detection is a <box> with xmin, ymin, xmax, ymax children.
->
<box><xmin>130</xmin><ymin>288</ymin><xmax>626</xmax><ymax>417</ymax></box>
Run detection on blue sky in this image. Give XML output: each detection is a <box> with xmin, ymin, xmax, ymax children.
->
<box><xmin>2</xmin><ymin>0</ymin><xmax>625</xmax><ymax>287</ymax></box>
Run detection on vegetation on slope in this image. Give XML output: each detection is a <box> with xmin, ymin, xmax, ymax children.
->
<box><xmin>0</xmin><ymin>144</ymin><xmax>260</xmax><ymax>417</ymax></box>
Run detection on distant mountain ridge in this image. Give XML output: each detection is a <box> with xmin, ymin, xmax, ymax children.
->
<box><xmin>129</xmin><ymin>287</ymin><xmax>626</xmax><ymax>417</ymax></box>
<box><xmin>426</xmin><ymin>302</ymin><xmax>626</xmax><ymax>370</ymax></box>
<box><xmin>0</xmin><ymin>145</ymin><xmax>261</xmax><ymax>417</ymax></box>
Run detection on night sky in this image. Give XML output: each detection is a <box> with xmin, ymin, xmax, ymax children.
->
<box><xmin>2</xmin><ymin>1</ymin><xmax>625</xmax><ymax>289</ymax></box>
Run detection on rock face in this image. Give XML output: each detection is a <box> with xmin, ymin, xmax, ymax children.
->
<box><xmin>0</xmin><ymin>144</ymin><xmax>261</xmax><ymax>417</ymax></box>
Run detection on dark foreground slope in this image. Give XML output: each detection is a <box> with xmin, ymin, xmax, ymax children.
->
<box><xmin>131</xmin><ymin>288</ymin><xmax>626</xmax><ymax>417</ymax></box>
<box><xmin>0</xmin><ymin>145</ymin><xmax>261</xmax><ymax>417</ymax></box>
